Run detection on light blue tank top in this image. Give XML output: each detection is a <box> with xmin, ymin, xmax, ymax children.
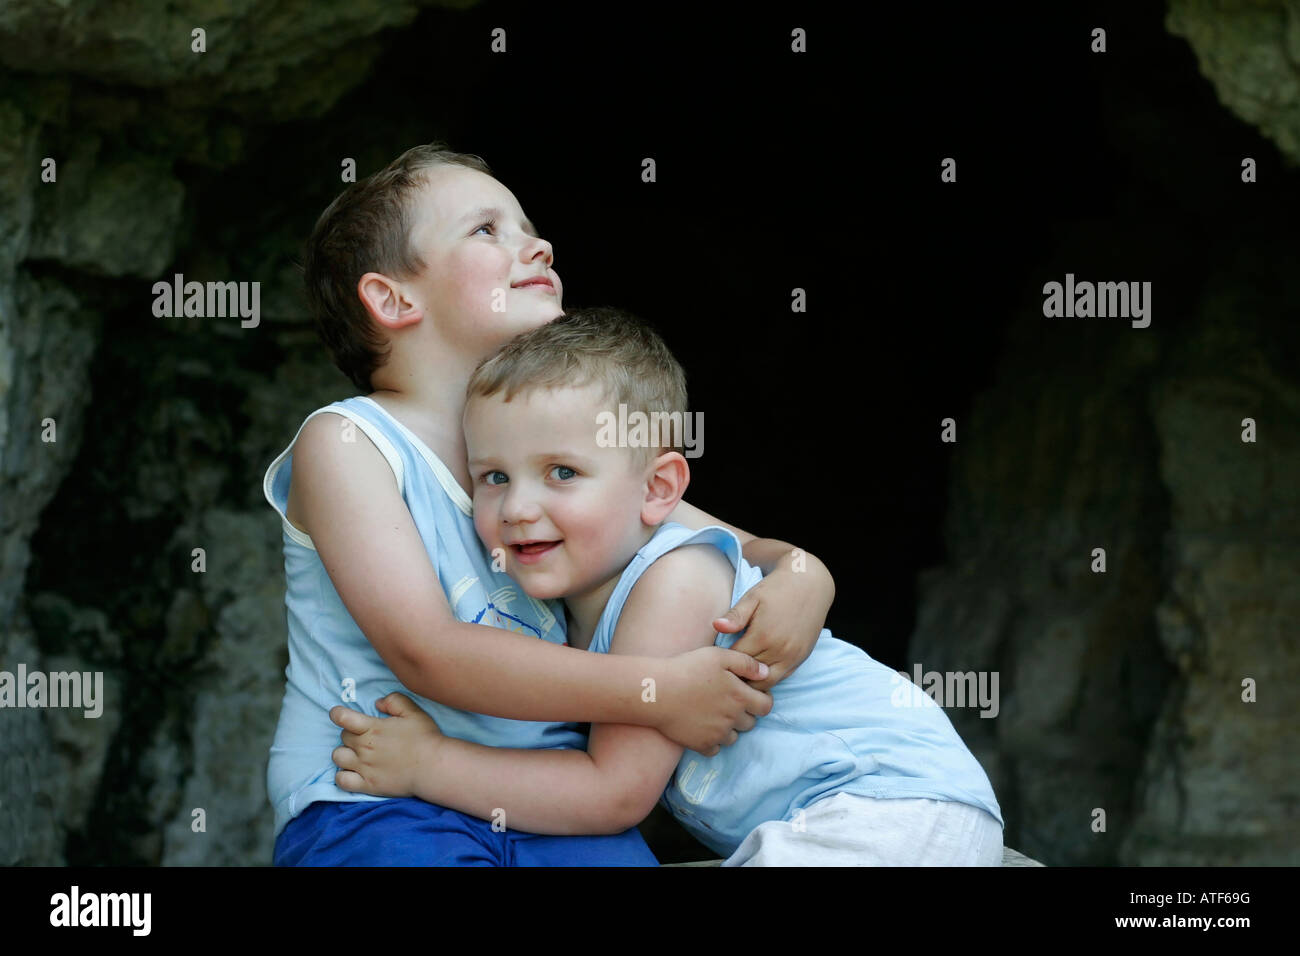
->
<box><xmin>587</xmin><ymin>522</ymin><xmax>1005</xmax><ymax>858</ymax></box>
<box><xmin>262</xmin><ymin>396</ymin><xmax>586</xmax><ymax>837</ymax></box>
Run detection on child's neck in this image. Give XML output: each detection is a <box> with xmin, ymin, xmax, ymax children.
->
<box><xmin>562</xmin><ymin>580</ymin><xmax>620</xmax><ymax>653</ymax></box>
<box><xmin>561</xmin><ymin>527</ymin><xmax>660</xmax><ymax>652</ymax></box>
<box><xmin>368</xmin><ymin>354</ymin><xmax>474</xmax><ymax>495</ymax></box>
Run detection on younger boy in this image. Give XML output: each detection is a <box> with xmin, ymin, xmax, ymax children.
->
<box><xmin>267</xmin><ymin>146</ymin><xmax>837</xmax><ymax>865</ymax></box>
<box><xmin>331</xmin><ymin>308</ymin><xmax>1005</xmax><ymax>865</ymax></box>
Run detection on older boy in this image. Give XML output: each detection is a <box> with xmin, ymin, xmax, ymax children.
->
<box><xmin>267</xmin><ymin>146</ymin><xmax>837</xmax><ymax>865</ymax></box>
<box><xmin>331</xmin><ymin>309</ymin><xmax>1004</xmax><ymax>865</ymax></box>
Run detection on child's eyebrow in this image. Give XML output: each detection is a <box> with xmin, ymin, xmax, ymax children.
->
<box><xmin>530</xmin><ymin>451</ymin><xmax>590</xmax><ymax>463</ymax></box>
<box><xmin>467</xmin><ymin>451</ymin><xmax>594</xmax><ymax>467</ymax></box>
<box><xmin>461</xmin><ymin>206</ymin><xmax>538</xmax><ymax>237</ymax></box>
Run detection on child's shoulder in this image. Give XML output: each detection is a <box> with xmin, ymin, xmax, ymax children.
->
<box><xmin>293</xmin><ymin>404</ymin><xmax>394</xmax><ymax>477</ymax></box>
<box><xmin>627</xmin><ymin>534</ymin><xmax>737</xmax><ymax>609</ymax></box>
<box><xmin>281</xmin><ymin>400</ymin><xmax>407</xmax><ymax>517</ymax></box>
<box><xmin>651</xmin><ymin>539</ymin><xmax>736</xmax><ymax>578</ymax></box>
<box><xmin>608</xmin><ymin>537</ymin><xmax>737</xmax><ymax>654</ymax></box>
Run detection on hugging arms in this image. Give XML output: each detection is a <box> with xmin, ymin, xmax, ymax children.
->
<box><xmin>291</xmin><ymin>409</ymin><xmax>834</xmax><ymax>754</ymax></box>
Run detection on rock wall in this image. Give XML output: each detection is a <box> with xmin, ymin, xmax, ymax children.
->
<box><xmin>0</xmin><ymin>0</ymin><xmax>459</xmax><ymax>866</ymax></box>
<box><xmin>905</xmin><ymin>1</ymin><xmax>1300</xmax><ymax>869</ymax></box>
<box><xmin>1123</xmin><ymin>260</ymin><xmax>1300</xmax><ymax>865</ymax></box>
<box><xmin>1167</xmin><ymin>0</ymin><xmax>1300</xmax><ymax>168</ymax></box>
<box><xmin>910</xmin><ymin>256</ymin><xmax>1299</xmax><ymax>865</ymax></box>
<box><xmin>908</xmin><ymin>312</ymin><xmax>1173</xmax><ymax>866</ymax></box>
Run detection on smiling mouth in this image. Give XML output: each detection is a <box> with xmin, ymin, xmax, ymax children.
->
<box><xmin>511</xmin><ymin>540</ymin><xmax>561</xmax><ymax>564</ymax></box>
<box><xmin>514</xmin><ymin>541</ymin><xmax>558</xmax><ymax>553</ymax></box>
<box><xmin>512</xmin><ymin>279</ymin><xmax>556</xmax><ymax>293</ymax></box>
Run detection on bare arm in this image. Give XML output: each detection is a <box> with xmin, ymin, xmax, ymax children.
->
<box><xmin>292</xmin><ymin>413</ymin><xmax>769</xmax><ymax>751</ymax></box>
<box><xmin>333</xmin><ymin>544</ymin><xmax>736</xmax><ymax>834</ymax></box>
<box><xmin>668</xmin><ymin>499</ymin><xmax>836</xmax><ymax>691</ymax></box>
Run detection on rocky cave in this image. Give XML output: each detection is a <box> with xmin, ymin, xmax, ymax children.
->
<box><xmin>0</xmin><ymin>0</ymin><xmax>1297</xmax><ymax>866</ymax></box>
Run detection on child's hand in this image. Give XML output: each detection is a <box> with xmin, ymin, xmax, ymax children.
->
<box><xmin>659</xmin><ymin>646</ymin><xmax>773</xmax><ymax>756</ymax></box>
<box><xmin>330</xmin><ymin>692</ymin><xmax>443</xmax><ymax>798</ymax></box>
<box><xmin>715</xmin><ymin>550</ymin><xmax>835</xmax><ymax>692</ymax></box>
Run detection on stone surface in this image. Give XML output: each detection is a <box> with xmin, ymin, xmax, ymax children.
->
<box><xmin>0</xmin><ymin>620</ymin><xmax>65</xmax><ymax>865</ymax></box>
<box><xmin>0</xmin><ymin>0</ymin><xmax>461</xmax><ymax>866</ymax></box>
<box><xmin>0</xmin><ymin>271</ymin><xmax>99</xmax><ymax>865</ymax></box>
<box><xmin>0</xmin><ymin>1</ymin><xmax>468</xmax><ymax>111</ymax></box>
<box><xmin>907</xmin><ymin>307</ymin><xmax>1173</xmax><ymax>866</ymax></box>
<box><xmin>158</xmin><ymin>509</ymin><xmax>287</xmax><ymax>865</ymax></box>
<box><xmin>1167</xmin><ymin>0</ymin><xmax>1300</xmax><ymax>166</ymax></box>
<box><xmin>908</xmin><ymin>244</ymin><xmax>1300</xmax><ymax>866</ymax></box>
<box><xmin>1119</xmin><ymin>280</ymin><xmax>1300</xmax><ymax>865</ymax></box>
<box><xmin>28</xmin><ymin>139</ymin><xmax>185</xmax><ymax>277</ymax></box>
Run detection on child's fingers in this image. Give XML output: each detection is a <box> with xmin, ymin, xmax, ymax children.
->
<box><xmin>329</xmin><ymin>705</ymin><xmax>376</xmax><ymax>732</ymax></box>
<box><xmin>745</xmin><ymin>666</ymin><xmax>782</xmax><ymax>693</ymax></box>
<box><xmin>714</xmin><ymin>593</ymin><xmax>759</xmax><ymax>633</ymax></box>
<box><xmin>334</xmin><ymin>769</ymin><xmax>366</xmax><ymax>792</ymax></box>
<box><xmin>720</xmin><ymin>647</ymin><xmax>770</xmax><ymax>683</ymax></box>
<box><xmin>332</xmin><ymin>745</ymin><xmax>360</xmax><ymax>772</ymax></box>
<box><xmin>727</xmin><ymin>630</ymin><xmax>760</xmax><ymax>658</ymax></box>
<box><xmin>736</xmin><ymin>681</ymin><xmax>773</xmax><ymax>718</ymax></box>
<box><xmin>377</xmin><ymin>692</ymin><xmax>417</xmax><ymax>716</ymax></box>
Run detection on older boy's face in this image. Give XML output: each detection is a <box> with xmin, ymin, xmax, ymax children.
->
<box><xmin>466</xmin><ymin>384</ymin><xmax>651</xmax><ymax>602</ymax></box>
<box><xmin>406</xmin><ymin>166</ymin><xmax>563</xmax><ymax>359</ymax></box>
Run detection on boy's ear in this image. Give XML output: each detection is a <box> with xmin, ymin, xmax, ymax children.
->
<box><xmin>358</xmin><ymin>272</ymin><xmax>423</xmax><ymax>331</ymax></box>
<box><xmin>641</xmin><ymin>452</ymin><xmax>690</xmax><ymax>526</ymax></box>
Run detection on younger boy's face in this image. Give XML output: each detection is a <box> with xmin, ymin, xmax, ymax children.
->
<box><xmin>466</xmin><ymin>384</ymin><xmax>652</xmax><ymax>602</ymax></box>
<box><xmin>406</xmin><ymin>165</ymin><xmax>564</xmax><ymax>359</ymax></box>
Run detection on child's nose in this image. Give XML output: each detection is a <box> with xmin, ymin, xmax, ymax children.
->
<box><xmin>501</xmin><ymin>483</ymin><xmax>542</xmax><ymax>524</ymax></box>
<box><xmin>521</xmin><ymin>233</ymin><xmax>554</xmax><ymax>267</ymax></box>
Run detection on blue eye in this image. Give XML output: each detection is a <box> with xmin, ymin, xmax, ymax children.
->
<box><xmin>482</xmin><ymin>470</ymin><xmax>508</xmax><ymax>485</ymax></box>
<box><xmin>549</xmin><ymin>465</ymin><xmax>577</xmax><ymax>481</ymax></box>
<box><xmin>473</xmin><ymin>218</ymin><xmax>497</xmax><ymax>236</ymax></box>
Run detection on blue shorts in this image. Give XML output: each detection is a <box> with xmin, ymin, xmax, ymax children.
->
<box><xmin>274</xmin><ymin>798</ymin><xmax>660</xmax><ymax>867</ymax></box>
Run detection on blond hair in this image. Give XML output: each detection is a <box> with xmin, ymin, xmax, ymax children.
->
<box><xmin>467</xmin><ymin>308</ymin><xmax>689</xmax><ymax>464</ymax></box>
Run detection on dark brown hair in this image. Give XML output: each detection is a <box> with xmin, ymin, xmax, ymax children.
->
<box><xmin>304</xmin><ymin>144</ymin><xmax>492</xmax><ymax>391</ymax></box>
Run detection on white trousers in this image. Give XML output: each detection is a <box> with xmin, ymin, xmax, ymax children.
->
<box><xmin>721</xmin><ymin>793</ymin><xmax>1004</xmax><ymax>867</ymax></box>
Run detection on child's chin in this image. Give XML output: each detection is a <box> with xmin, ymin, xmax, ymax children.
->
<box><xmin>526</xmin><ymin>300</ymin><xmax>564</xmax><ymax>324</ymax></box>
<box><xmin>517</xmin><ymin>578</ymin><xmax>563</xmax><ymax>601</ymax></box>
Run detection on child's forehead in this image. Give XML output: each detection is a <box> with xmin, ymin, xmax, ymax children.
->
<box><xmin>467</xmin><ymin>384</ymin><xmax>610</xmax><ymax>441</ymax></box>
<box><xmin>473</xmin><ymin>383</ymin><xmax>607</xmax><ymax>419</ymax></box>
<box><xmin>417</xmin><ymin>166</ymin><xmax>518</xmax><ymax>222</ymax></box>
